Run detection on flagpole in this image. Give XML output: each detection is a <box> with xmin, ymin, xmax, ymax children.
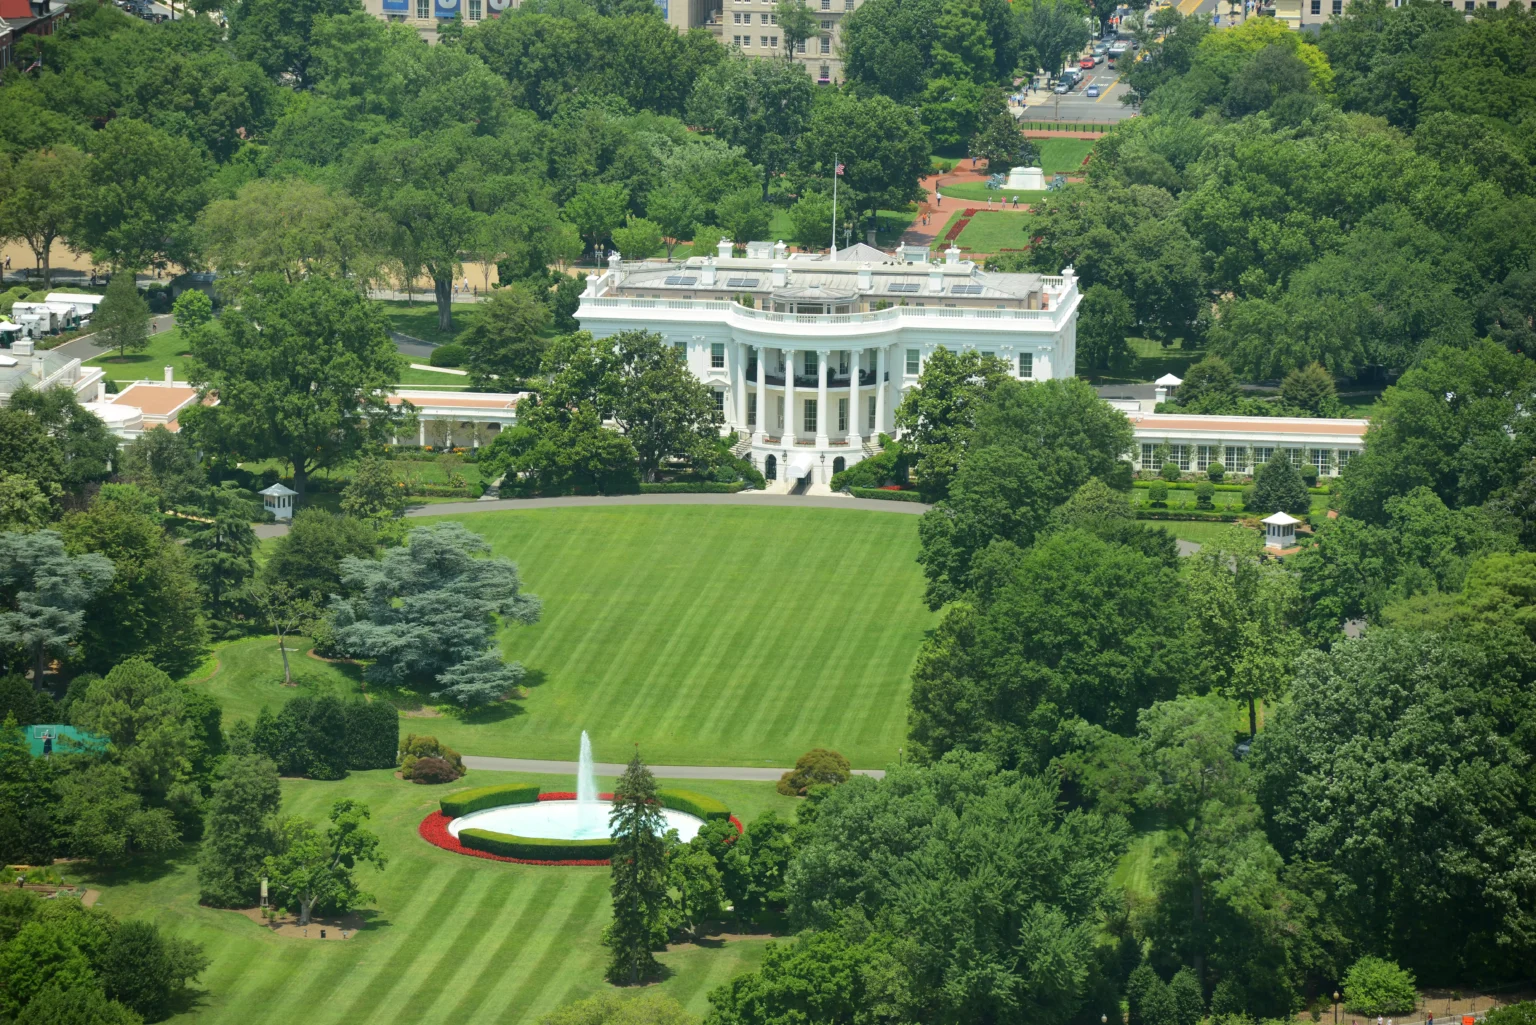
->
<box><xmin>830</xmin><ymin>153</ymin><xmax>838</xmax><ymax>258</ymax></box>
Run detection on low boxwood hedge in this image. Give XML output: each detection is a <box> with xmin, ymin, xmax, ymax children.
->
<box><xmin>440</xmin><ymin>783</ymin><xmax>541</xmax><ymax>818</ymax></box>
<box><xmin>849</xmin><ymin>487</ymin><xmax>924</xmax><ymax>503</ymax></box>
<box><xmin>1134</xmin><ymin>509</ymin><xmax>1250</xmax><ymax>523</ymax></box>
<box><xmin>458</xmin><ymin>829</ymin><xmax>614</xmax><ymax>861</ymax></box>
<box><xmin>638</xmin><ymin>482</ymin><xmax>749</xmax><ymax>494</ymax></box>
<box><xmin>657</xmin><ymin>788</ymin><xmax>731</xmax><ymax>822</ymax></box>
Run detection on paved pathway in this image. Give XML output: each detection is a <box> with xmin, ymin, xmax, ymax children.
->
<box><xmin>52</xmin><ymin>314</ymin><xmax>175</xmax><ymax>364</ymax></box>
<box><xmin>462</xmin><ymin>755</ymin><xmax>886</xmax><ymax>781</ymax></box>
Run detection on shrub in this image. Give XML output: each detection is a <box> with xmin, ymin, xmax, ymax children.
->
<box><xmin>1160</xmin><ymin>461</ymin><xmax>1181</xmax><ymax>482</ymax></box>
<box><xmin>440</xmin><ymin>783</ymin><xmax>540</xmax><ymax>818</ymax></box>
<box><xmin>1242</xmin><ymin>485</ymin><xmax>1257</xmax><ymax>510</ymax></box>
<box><xmin>831</xmin><ymin>442</ymin><xmax>911</xmax><ymax>491</ymax></box>
<box><xmin>1149</xmin><ymin>480</ymin><xmax>1169</xmax><ymax>506</ymax></box>
<box><xmin>1342</xmin><ymin>957</ymin><xmax>1417</xmax><ymax>1016</ymax></box>
<box><xmin>400</xmin><ymin>734</ymin><xmax>465</xmax><ymax>780</ymax></box>
<box><xmin>1252</xmin><ymin>453</ymin><xmax>1310</xmax><ymax>515</ymax></box>
<box><xmin>408</xmin><ymin>756</ymin><xmax>459</xmax><ymax>784</ymax></box>
<box><xmin>459</xmin><ymin>828</ymin><xmax>613</xmax><ymax>861</ymax></box>
<box><xmin>1194</xmin><ymin>481</ymin><xmax>1216</xmax><ymax>509</ymax></box>
<box><xmin>1483</xmin><ymin>1003</ymin><xmax>1536</xmax><ymax>1025</ymax></box>
<box><xmin>429</xmin><ymin>343</ymin><xmax>467</xmax><ymax>367</ymax></box>
<box><xmin>638</xmin><ymin>482</ymin><xmax>746</xmax><ymax>494</ymax></box>
<box><xmin>1206</xmin><ymin>462</ymin><xmax>1225</xmax><ymax>483</ymax></box>
<box><xmin>777</xmin><ymin>748</ymin><xmax>851</xmax><ymax>796</ymax></box>
<box><xmin>344</xmin><ymin>701</ymin><xmax>399</xmax><ymax>770</ymax></box>
<box><xmin>849</xmin><ymin>487</ymin><xmax>924</xmax><ymax>502</ymax></box>
<box><xmin>656</xmin><ymin>788</ymin><xmax>731</xmax><ymax>821</ymax></box>
<box><xmin>1300</xmin><ymin>462</ymin><xmax>1319</xmax><ymax>486</ymax></box>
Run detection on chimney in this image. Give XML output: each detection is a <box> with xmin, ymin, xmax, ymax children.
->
<box><xmin>772</xmin><ymin>262</ymin><xmax>788</xmax><ymax>288</ymax></box>
<box><xmin>928</xmin><ymin>268</ymin><xmax>943</xmax><ymax>294</ymax></box>
<box><xmin>164</xmin><ymin>366</ymin><xmax>174</xmax><ymax>383</ymax></box>
<box><xmin>702</xmin><ymin>258</ymin><xmax>717</xmax><ymax>287</ymax></box>
<box><xmin>717</xmin><ymin>238</ymin><xmax>733</xmax><ymax>260</ymax></box>
<box><xmin>945</xmin><ymin>245</ymin><xmax>961</xmax><ymax>266</ymax></box>
<box><xmin>12</xmin><ymin>339</ymin><xmax>33</xmax><ymax>356</ymax></box>
<box><xmin>857</xmin><ymin>264</ymin><xmax>873</xmax><ymax>290</ymax></box>
<box><xmin>584</xmin><ymin>273</ymin><xmax>600</xmax><ymax>296</ymax></box>
<box><xmin>774</xmin><ymin>240</ymin><xmax>788</xmax><ymax>260</ymax></box>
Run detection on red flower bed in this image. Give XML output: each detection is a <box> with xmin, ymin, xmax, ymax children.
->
<box><xmin>421</xmin><ymin>793</ymin><xmax>744</xmax><ymax>866</ymax></box>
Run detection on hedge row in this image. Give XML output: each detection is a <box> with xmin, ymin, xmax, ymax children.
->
<box><xmin>440</xmin><ymin>783</ymin><xmax>541</xmax><ymax>818</ymax></box>
<box><xmin>1133</xmin><ymin>480</ymin><xmax>1331</xmax><ymax>495</ymax></box>
<box><xmin>1135</xmin><ymin>509</ymin><xmax>1250</xmax><ymax>523</ymax></box>
<box><xmin>657</xmin><ymin>788</ymin><xmax>731</xmax><ymax>822</ymax></box>
<box><xmin>638</xmin><ymin>482</ymin><xmax>750</xmax><ymax>494</ymax></box>
<box><xmin>405</xmin><ymin>482</ymin><xmax>485</xmax><ymax>498</ymax></box>
<box><xmin>850</xmin><ymin>487</ymin><xmax>924</xmax><ymax>503</ymax></box>
<box><xmin>458</xmin><ymin>829</ymin><xmax>614</xmax><ymax>861</ymax></box>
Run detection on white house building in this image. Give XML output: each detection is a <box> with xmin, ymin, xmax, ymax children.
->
<box><xmin>1126</xmin><ymin>412</ymin><xmax>1368</xmax><ymax>478</ymax></box>
<box><xmin>577</xmin><ymin>240</ymin><xmax>1082</xmax><ymax>485</ymax></box>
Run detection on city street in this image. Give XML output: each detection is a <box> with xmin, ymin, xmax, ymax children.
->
<box><xmin>1019</xmin><ymin>69</ymin><xmax>1137</xmax><ymax>123</ymax></box>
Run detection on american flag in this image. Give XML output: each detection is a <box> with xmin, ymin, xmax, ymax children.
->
<box><xmin>835</xmin><ymin>163</ymin><xmax>844</xmax><ymax>176</ymax></box>
<box><xmin>24</xmin><ymin>59</ymin><xmax>42</xmax><ymax>73</ymax></box>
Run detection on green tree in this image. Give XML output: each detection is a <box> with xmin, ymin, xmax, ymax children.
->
<box><xmin>168</xmin><ymin>290</ymin><xmax>212</xmax><ymax>332</ymax></box>
<box><xmin>544</xmin><ymin>991</ymin><xmax>697</xmax><ymax>1025</ymax></box>
<box><xmin>197</xmin><ymin>754</ymin><xmax>281</xmax><ymax>908</ymax></box>
<box><xmin>602</xmin><ymin>331</ymin><xmax>721</xmax><ymax>482</ymax></box>
<box><xmin>115</xmin><ymin>430</ymin><xmax>205</xmax><ymax>513</ymax></box>
<box><xmin>894</xmin><ymin>347</ymin><xmax>1013</xmax><ymax>502</ymax></box>
<box><xmin>327</xmin><ymin>522</ymin><xmax>541</xmax><ymax>706</ymax></box>
<box><xmin>645</xmin><ymin>189</ymin><xmax>701</xmax><ymax>261</ymax></box>
<box><xmin>0</xmin><ymin>147</ymin><xmax>83</xmax><ymax>288</ymax></box>
<box><xmin>564</xmin><ymin>182</ymin><xmax>631</xmax><ymax>261</ymax></box>
<box><xmin>228</xmin><ymin>0</ymin><xmax>360</xmax><ymax>88</ymax></box>
<box><xmin>74</xmin><ymin>119</ymin><xmax>211</xmax><ymax>272</ymax></box>
<box><xmin>774</xmin><ymin>0</ymin><xmax>818</xmax><ymax>58</ymax></box>
<box><xmin>99</xmin><ymin>919</ymin><xmax>209</xmax><ymax>1022</ymax></box>
<box><xmin>0</xmin><ymin>473</ymin><xmax>56</xmax><ymax>533</ymax></box>
<box><xmin>12</xmin><ymin>982</ymin><xmax>141</xmax><ymax>1025</ymax></box>
<box><xmin>1341</xmin><ymin>957</ymin><xmax>1416</xmax><ymax>1016</ymax></box>
<box><xmin>181</xmin><ymin>276</ymin><xmax>408</xmax><ymax>498</ymax></box>
<box><xmin>92</xmin><ymin>273</ymin><xmax>150</xmax><ymax>362</ymax></box>
<box><xmin>969</xmin><ymin>108</ymin><xmax>1038</xmax><ymax>170</ymax></box>
<box><xmin>54</xmin><ymin>763</ymin><xmax>180</xmax><ymax>861</ymax></box>
<box><xmin>775</xmin><ymin>748</ymin><xmax>850</xmax><ymax>796</ymax></box>
<box><xmin>1076</xmin><ymin>285</ymin><xmax>1136</xmax><ymax>374</ymax></box>
<box><xmin>787</xmin><ymin>192</ymin><xmax>833</xmax><ymax>252</ymax></box>
<box><xmin>0</xmin><ymin>530</ymin><xmax>114</xmax><ymax>687</ymax></box>
<box><xmin>263</xmin><ymin>799</ymin><xmax>386</xmax><ymax>927</ymax></box>
<box><xmin>1251</xmin><ymin>452</ymin><xmax>1309</xmax><ymax>516</ymax></box>
<box><xmin>184</xmin><ymin>487</ymin><xmax>259</xmax><ymax>623</ymax></box>
<box><xmin>70</xmin><ymin>658</ymin><xmax>193</xmax><ymax>810</ymax></box>
<box><xmin>460</xmin><ymin>283</ymin><xmax>550</xmax><ymax>389</ymax></box>
<box><xmin>339</xmin><ymin>458</ymin><xmax>407</xmax><ymax>524</ymax></box>
<box><xmin>668</xmin><ymin>840</ymin><xmax>725</xmax><ymax>942</ymax></box>
<box><xmin>6</xmin><ymin>387</ymin><xmax>118</xmax><ymax>499</ymax></box>
<box><xmin>1175</xmin><ymin>355</ymin><xmax>1238</xmax><ymax>412</ymax></box>
<box><xmin>606</xmin><ymin>751</ymin><xmax>668</xmax><ymax>985</ymax></box>
<box><xmin>610</xmin><ymin>217</ymin><xmax>664</xmax><ymax>261</ymax></box>
<box><xmin>713</xmin><ymin>191</ymin><xmax>771</xmax><ymax>247</ymax></box>
<box><xmin>797</xmin><ymin>92</ymin><xmax>930</xmax><ymax>236</ymax></box>
<box><xmin>1015</xmin><ymin>0</ymin><xmax>1090</xmax><ymax>79</ymax></box>
<box><xmin>0</xmin><ymin>922</ymin><xmax>95</xmax><ymax>1019</ymax></box>
<box><xmin>262</xmin><ymin>508</ymin><xmax>378</xmax><ymax>601</ymax></box>
<box><xmin>687</xmin><ymin>56</ymin><xmax>814</xmax><ymax>200</ymax></box>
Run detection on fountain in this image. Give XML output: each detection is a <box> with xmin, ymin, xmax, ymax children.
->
<box><xmin>445</xmin><ymin>733</ymin><xmax>706</xmax><ymax>843</ymax></box>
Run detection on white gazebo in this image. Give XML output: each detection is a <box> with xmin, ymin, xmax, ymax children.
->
<box><xmin>1262</xmin><ymin>511</ymin><xmax>1300</xmax><ymax>551</ymax></box>
<box><xmin>260</xmin><ymin>483</ymin><xmax>298</xmax><ymax>522</ymax></box>
<box><xmin>1154</xmin><ymin>373</ymin><xmax>1183</xmax><ymax>405</ymax></box>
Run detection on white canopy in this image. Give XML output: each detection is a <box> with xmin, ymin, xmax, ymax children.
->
<box><xmin>785</xmin><ymin>456</ymin><xmax>813</xmax><ymax>481</ymax></box>
<box><xmin>1262</xmin><ymin>511</ymin><xmax>1301</xmax><ymax>526</ymax></box>
<box><xmin>1154</xmin><ymin>373</ymin><xmax>1184</xmax><ymax>386</ymax></box>
<box><xmin>259</xmin><ymin>483</ymin><xmax>298</xmax><ymax>497</ymax></box>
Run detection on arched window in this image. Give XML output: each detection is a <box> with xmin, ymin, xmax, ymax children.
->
<box><xmin>765</xmin><ymin>455</ymin><xmax>777</xmax><ymax>480</ymax></box>
<box><xmin>832</xmin><ymin>456</ymin><xmax>845</xmax><ymax>474</ymax></box>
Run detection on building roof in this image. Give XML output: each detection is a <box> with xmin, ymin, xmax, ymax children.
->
<box><xmin>110</xmin><ymin>381</ymin><xmax>201</xmax><ymax>418</ymax></box>
<box><xmin>1127</xmin><ymin>413</ymin><xmax>1369</xmax><ymax>438</ymax></box>
<box><xmin>1263</xmin><ymin>512</ymin><xmax>1301</xmax><ymax>526</ymax></box>
<box><xmin>388</xmin><ymin>391</ymin><xmax>523</xmax><ymax>411</ymax></box>
<box><xmin>259</xmin><ymin>483</ymin><xmax>297</xmax><ymax>497</ymax></box>
<box><xmin>1154</xmin><ymin>373</ymin><xmax>1183</xmax><ymax>386</ymax></box>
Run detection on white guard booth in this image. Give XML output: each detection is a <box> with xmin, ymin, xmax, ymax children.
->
<box><xmin>1263</xmin><ymin>511</ymin><xmax>1300</xmax><ymax>551</ymax></box>
<box><xmin>260</xmin><ymin>482</ymin><xmax>298</xmax><ymax>522</ymax></box>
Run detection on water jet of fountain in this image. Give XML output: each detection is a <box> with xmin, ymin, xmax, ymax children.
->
<box><xmin>577</xmin><ymin>731</ymin><xmax>599</xmax><ymax>836</ymax></box>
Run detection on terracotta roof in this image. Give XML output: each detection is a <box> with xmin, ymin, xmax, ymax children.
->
<box><xmin>1128</xmin><ymin>414</ymin><xmax>1368</xmax><ymax>437</ymax></box>
<box><xmin>388</xmin><ymin>394</ymin><xmax>520</xmax><ymax>410</ymax></box>
<box><xmin>110</xmin><ymin>382</ymin><xmax>200</xmax><ymax>418</ymax></box>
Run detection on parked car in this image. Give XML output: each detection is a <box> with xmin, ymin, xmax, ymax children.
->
<box><xmin>1086</xmin><ymin>84</ymin><xmax>1102</xmax><ymax>97</ymax></box>
<box><xmin>1093</xmin><ymin>41</ymin><xmax>1110</xmax><ymax>54</ymax></box>
<box><xmin>1079</xmin><ymin>56</ymin><xmax>1096</xmax><ymax>68</ymax></box>
<box><xmin>1053</xmin><ymin>79</ymin><xmax>1072</xmax><ymax>94</ymax></box>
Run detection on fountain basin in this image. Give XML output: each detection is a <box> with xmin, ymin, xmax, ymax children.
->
<box><xmin>447</xmin><ymin>801</ymin><xmax>706</xmax><ymax>843</ymax></box>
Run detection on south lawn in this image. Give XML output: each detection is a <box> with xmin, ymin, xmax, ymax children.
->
<box><xmin>201</xmin><ymin>504</ymin><xmax>933</xmax><ymax>768</ymax></box>
<box><xmin>82</xmin><ymin>769</ymin><xmax>796</xmax><ymax>1025</ymax></box>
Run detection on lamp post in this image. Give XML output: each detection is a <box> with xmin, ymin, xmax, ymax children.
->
<box><xmin>1334</xmin><ymin>992</ymin><xmax>1340</xmax><ymax>1025</ymax></box>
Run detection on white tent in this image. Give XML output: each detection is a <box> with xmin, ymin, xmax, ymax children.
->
<box><xmin>785</xmin><ymin>455</ymin><xmax>814</xmax><ymax>481</ymax></box>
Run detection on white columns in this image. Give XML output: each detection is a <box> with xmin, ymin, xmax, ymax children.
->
<box><xmin>875</xmin><ymin>346</ymin><xmax>888</xmax><ymax>437</ymax></box>
<box><xmin>816</xmin><ymin>349</ymin><xmax>828</xmax><ymax>446</ymax></box>
<box><xmin>419</xmin><ymin>419</ymin><xmax>426</xmax><ymax>447</ymax></box>
<box><xmin>733</xmin><ymin>341</ymin><xmax>748</xmax><ymax>434</ymax></box>
<box><xmin>754</xmin><ymin>345</ymin><xmax>766</xmax><ymax>444</ymax></box>
<box><xmin>847</xmin><ymin>348</ymin><xmax>861</xmax><ymax>447</ymax></box>
<box><xmin>783</xmin><ymin>348</ymin><xmax>795</xmax><ymax>442</ymax></box>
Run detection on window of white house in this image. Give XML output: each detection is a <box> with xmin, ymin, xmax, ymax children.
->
<box><xmin>416</xmin><ymin>0</ymin><xmax>429</xmax><ymax>16</ymax></box>
<box><xmin>1018</xmin><ymin>352</ymin><xmax>1033</xmax><ymax>378</ymax></box>
<box><xmin>713</xmin><ymin>391</ymin><xmax>725</xmax><ymax>414</ymax></box>
<box><xmin>867</xmin><ymin>395</ymin><xmax>876</xmax><ymax>432</ymax></box>
<box><xmin>838</xmin><ymin>398</ymin><xmax>848</xmax><ymax>432</ymax></box>
<box><xmin>803</xmin><ymin>351</ymin><xmax>816</xmax><ymax>376</ymax></box>
<box><xmin>1141</xmin><ymin>443</ymin><xmax>1157</xmax><ymax>468</ymax></box>
<box><xmin>906</xmin><ymin>349</ymin><xmax>920</xmax><ymax>375</ymax></box>
<box><xmin>837</xmin><ymin>350</ymin><xmax>848</xmax><ymax>374</ymax></box>
<box><xmin>748</xmin><ymin>393</ymin><xmax>757</xmax><ymax>427</ymax></box>
<box><xmin>711</xmin><ymin>342</ymin><xmax>725</xmax><ymax>368</ymax></box>
<box><xmin>762</xmin><ymin>35</ymin><xmax>770</xmax><ymax>46</ymax></box>
<box><xmin>820</xmin><ymin>35</ymin><xmax>830</xmax><ymax>52</ymax></box>
<box><xmin>674</xmin><ymin>342</ymin><xmax>687</xmax><ymax>358</ymax></box>
<box><xmin>1338</xmin><ymin>449</ymin><xmax>1356</xmax><ymax>468</ymax></box>
<box><xmin>1196</xmin><ymin>445</ymin><xmax>1220</xmax><ymax>471</ymax></box>
<box><xmin>1287</xmin><ymin>447</ymin><xmax>1307</xmax><ymax>468</ymax></box>
<box><xmin>1227</xmin><ymin>445</ymin><xmax>1250</xmax><ymax>473</ymax></box>
<box><xmin>820</xmin><ymin>18</ymin><xmax>832</xmax><ymax>27</ymax></box>
<box><xmin>770</xmin><ymin>11</ymin><xmax>777</xmax><ymax>21</ymax></box>
<box><xmin>804</xmin><ymin>399</ymin><xmax>818</xmax><ymax>434</ymax></box>
<box><xmin>1170</xmin><ymin>444</ymin><xmax>1190</xmax><ymax>471</ymax></box>
<box><xmin>818</xmin><ymin>63</ymin><xmax>829</xmax><ymax>77</ymax></box>
<box><xmin>1311</xmin><ymin>449</ymin><xmax>1331</xmax><ymax>474</ymax></box>
<box><xmin>469</xmin><ymin>0</ymin><xmax>482</xmax><ymax>17</ymax></box>
<box><xmin>733</xmin><ymin>11</ymin><xmax>741</xmax><ymax>21</ymax></box>
<box><xmin>1252</xmin><ymin>446</ymin><xmax>1273</xmax><ymax>467</ymax></box>
<box><xmin>797</xmin><ymin>40</ymin><xmax>806</xmax><ymax>52</ymax></box>
<box><xmin>771</xmin><ymin>35</ymin><xmax>779</xmax><ymax>45</ymax></box>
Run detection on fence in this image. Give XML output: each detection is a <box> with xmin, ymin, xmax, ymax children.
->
<box><xmin>1018</xmin><ymin>120</ymin><xmax>1120</xmax><ymax>133</ymax></box>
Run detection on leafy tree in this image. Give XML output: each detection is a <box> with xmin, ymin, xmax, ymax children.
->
<box><xmin>1077</xmin><ymin>285</ymin><xmax>1135</xmax><ymax>375</ymax></box>
<box><xmin>544</xmin><ymin>990</ymin><xmax>697</xmax><ymax>1025</ymax></box>
<box><xmin>1175</xmin><ymin>355</ymin><xmax>1238</xmax><ymax>412</ymax></box>
<box><xmin>100</xmin><ymin>919</ymin><xmax>209</xmax><ymax>1022</ymax></box>
<box><xmin>70</xmin><ymin>658</ymin><xmax>199</xmax><ymax>821</ymax></box>
<box><xmin>667</xmin><ymin>840</ymin><xmax>725</xmax><ymax>943</ymax></box>
<box><xmin>460</xmin><ymin>284</ymin><xmax>550</xmax><ymax>389</ymax></box>
<box><xmin>251</xmin><ymin>695</ymin><xmax>351</xmax><ymax>779</ymax></box>
<box><xmin>610</xmin><ymin>218</ymin><xmax>663</xmax><ymax>261</ymax></box>
<box><xmin>228</xmin><ymin>0</ymin><xmax>360</xmax><ymax>88</ymax></box>
<box><xmin>606</xmin><ymin>751</ymin><xmax>668</xmax><ymax>985</ymax></box>
<box><xmin>0</xmin><ymin>922</ymin><xmax>96</xmax><ymax>1019</ymax></box>
<box><xmin>0</xmin><ymin>530</ymin><xmax>114</xmax><ymax>686</ymax></box>
<box><xmin>1250</xmin><ymin>452</ymin><xmax>1309</xmax><ymax>517</ymax></box>
<box><xmin>0</xmin><ymin>473</ymin><xmax>56</xmax><ymax>533</ymax></box>
<box><xmin>1015</xmin><ymin>0</ymin><xmax>1090</xmax><ymax>79</ymax></box>
<box><xmin>74</xmin><ymin>118</ymin><xmax>211</xmax><ymax>272</ymax></box>
<box><xmin>894</xmin><ymin>347</ymin><xmax>1013</xmax><ymax>502</ymax></box>
<box><xmin>970</xmin><ymin>108</ymin><xmax>1039</xmax><ymax>170</ymax></box>
<box><xmin>599</xmin><ymin>331</ymin><xmax>720</xmax><ymax>482</ymax></box>
<box><xmin>1478</xmin><ymin>265</ymin><xmax>1536</xmax><ymax>358</ymax></box>
<box><xmin>0</xmin><ymin>147</ymin><xmax>84</xmax><ymax>288</ymax></box>
<box><xmin>787</xmin><ymin>192</ymin><xmax>833</xmax><ymax>252</ymax></box>
<box><xmin>12</xmin><ymin>982</ymin><xmax>142</xmax><ymax>1025</ymax></box>
<box><xmin>184</xmin><ymin>486</ymin><xmax>258</xmax><ymax>623</ymax></box>
<box><xmin>116</xmin><ymin>430</ymin><xmax>206</xmax><ymax>512</ymax></box>
<box><xmin>776</xmin><ymin>748</ymin><xmax>850</xmax><ymax>796</ymax></box>
<box><xmin>909</xmin><ymin>529</ymin><xmax>1189</xmax><ymax>771</ymax></box>
<box><xmin>1128</xmin><ymin>964</ymin><xmax>1178</xmax><ymax>1025</ymax></box>
<box><xmin>482</xmin><ymin>407</ymin><xmax>642</xmax><ymax>498</ymax></box>
<box><xmin>564</xmin><ymin>182</ymin><xmax>631</xmax><ymax>260</ymax></box>
<box><xmin>339</xmin><ymin>458</ymin><xmax>406</xmax><ymax>524</ymax></box>
<box><xmin>195</xmin><ymin>179</ymin><xmax>391</xmax><ymax>289</ymax></box>
<box><xmin>62</xmin><ymin>490</ymin><xmax>207</xmax><ymax>678</ymax></box>
<box><xmin>182</xmin><ymin>275</ymin><xmax>408</xmax><ymax>498</ymax></box>
<box><xmin>6</xmin><ymin>387</ymin><xmax>119</xmax><ymax>500</ymax></box>
<box><xmin>169</xmin><ymin>290</ymin><xmax>212</xmax><ymax>332</ymax></box>
<box><xmin>0</xmin><ymin>712</ymin><xmax>57</xmax><ymax>865</ymax></box>
<box><xmin>263</xmin><ymin>799</ymin><xmax>386</xmax><ymax>927</ymax></box>
<box><xmin>1341</xmin><ymin>957</ymin><xmax>1416</xmax><ymax>1016</ymax></box>
<box><xmin>713</xmin><ymin>191</ymin><xmax>771</xmax><ymax>248</ymax></box>
<box><xmin>687</xmin><ymin>56</ymin><xmax>813</xmax><ymax>200</ymax></box>
<box><xmin>773</xmin><ymin>0</ymin><xmax>818</xmax><ymax>58</ymax></box>
<box><xmin>705</xmin><ymin>930</ymin><xmax>887</xmax><ymax>1025</ymax></box>
<box><xmin>328</xmin><ymin>522</ymin><xmax>541</xmax><ymax>706</ymax></box>
<box><xmin>797</xmin><ymin>91</ymin><xmax>930</xmax><ymax>236</ymax></box>
<box><xmin>1279</xmin><ymin>362</ymin><xmax>1338</xmax><ymax>416</ymax></box>
<box><xmin>246</xmin><ymin>582</ymin><xmax>318</xmax><ymax>686</ymax></box>
<box><xmin>262</xmin><ymin>508</ymin><xmax>379</xmax><ymax>599</ymax></box>
<box><xmin>645</xmin><ymin>189</ymin><xmax>702</xmax><ymax>261</ymax></box>
<box><xmin>54</xmin><ymin>763</ymin><xmax>180</xmax><ymax>862</ymax></box>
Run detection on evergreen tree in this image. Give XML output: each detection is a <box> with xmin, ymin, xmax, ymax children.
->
<box><xmin>1279</xmin><ymin>362</ymin><xmax>1338</xmax><ymax>416</ymax></box>
<box><xmin>197</xmin><ymin>754</ymin><xmax>280</xmax><ymax>908</ymax></box>
<box><xmin>605</xmin><ymin>750</ymin><xmax>668</xmax><ymax>985</ymax></box>
<box><xmin>94</xmin><ymin>272</ymin><xmax>151</xmax><ymax>361</ymax></box>
<box><xmin>1252</xmin><ymin>452</ymin><xmax>1310</xmax><ymax>516</ymax></box>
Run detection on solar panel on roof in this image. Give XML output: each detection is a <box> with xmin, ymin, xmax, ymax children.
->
<box><xmin>664</xmin><ymin>275</ymin><xmax>698</xmax><ymax>285</ymax></box>
<box><xmin>725</xmin><ymin>277</ymin><xmax>760</xmax><ymax>288</ymax></box>
<box><xmin>950</xmin><ymin>284</ymin><xmax>984</xmax><ymax>295</ymax></box>
<box><xmin>889</xmin><ymin>283</ymin><xmax>920</xmax><ymax>293</ymax></box>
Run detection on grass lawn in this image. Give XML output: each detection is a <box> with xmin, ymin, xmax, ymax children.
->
<box><xmin>937</xmin><ymin>182</ymin><xmax>1050</xmax><ymax>204</ymax></box>
<box><xmin>376</xmin><ymin>299</ymin><xmax>480</xmax><ymax>346</ymax></box>
<box><xmin>954</xmin><ymin>212</ymin><xmax>1035</xmax><ymax>254</ymax></box>
<box><xmin>80</xmin><ymin>768</ymin><xmax>795</xmax><ymax>1025</ymax></box>
<box><xmin>87</xmin><ymin>326</ymin><xmax>191</xmax><ymax>384</ymax></box>
<box><xmin>1090</xmin><ymin>337</ymin><xmax>1200</xmax><ymax>385</ymax></box>
<box><xmin>398</xmin><ymin>366</ymin><xmax>473</xmax><ymax>390</ymax></box>
<box><xmin>1157</xmin><ymin>520</ymin><xmax>1257</xmax><ymax>547</ymax></box>
<box><xmin>198</xmin><ymin>505</ymin><xmax>932</xmax><ymax>768</ymax></box>
<box><xmin>1036</xmin><ymin>138</ymin><xmax>1096</xmax><ymax>175</ymax></box>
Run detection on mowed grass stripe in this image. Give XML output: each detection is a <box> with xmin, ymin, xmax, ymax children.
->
<box><xmin>389</xmin><ymin>872</ymin><xmax>525</xmax><ymax>1025</ymax></box>
<box><xmin>484</xmin><ymin>872</ymin><xmax>612</xmax><ymax>1024</ymax></box>
<box><xmin>438</xmin><ymin>868</ymin><xmax>594</xmax><ymax>1025</ymax></box>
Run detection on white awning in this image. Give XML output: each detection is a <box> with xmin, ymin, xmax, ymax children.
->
<box><xmin>786</xmin><ymin>456</ymin><xmax>813</xmax><ymax>480</ymax></box>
